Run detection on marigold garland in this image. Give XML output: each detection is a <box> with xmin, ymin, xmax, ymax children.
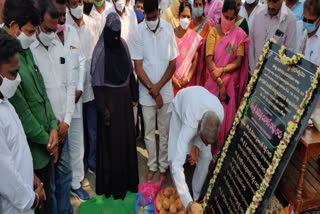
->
<box><xmin>278</xmin><ymin>45</ymin><xmax>304</xmax><ymax>66</ymax></box>
<box><xmin>202</xmin><ymin>38</ymin><xmax>320</xmax><ymax>214</ymax></box>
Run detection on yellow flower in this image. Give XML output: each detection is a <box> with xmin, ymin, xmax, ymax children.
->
<box><xmin>287</xmin><ymin>121</ymin><xmax>297</xmax><ymax>134</ymax></box>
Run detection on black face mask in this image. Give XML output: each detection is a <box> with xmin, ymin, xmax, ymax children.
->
<box><xmin>104</xmin><ymin>27</ymin><xmax>121</xmax><ymax>51</ymax></box>
<box><xmin>103</xmin><ymin>25</ymin><xmax>130</xmax><ymax>85</ymax></box>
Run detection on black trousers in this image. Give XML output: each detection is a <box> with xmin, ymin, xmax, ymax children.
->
<box><xmin>34</xmin><ymin>160</ymin><xmax>52</xmax><ymax>214</ymax></box>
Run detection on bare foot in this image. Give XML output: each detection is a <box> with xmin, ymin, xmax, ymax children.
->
<box><xmin>146</xmin><ymin>170</ymin><xmax>156</xmax><ymax>181</ymax></box>
<box><xmin>160</xmin><ymin>172</ymin><xmax>167</xmax><ymax>184</ymax></box>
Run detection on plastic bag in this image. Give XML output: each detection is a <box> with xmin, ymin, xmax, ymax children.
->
<box><xmin>137</xmin><ymin>180</ymin><xmax>162</xmax><ymax>206</ymax></box>
<box><xmin>135</xmin><ymin>193</ymin><xmax>155</xmax><ymax>214</ymax></box>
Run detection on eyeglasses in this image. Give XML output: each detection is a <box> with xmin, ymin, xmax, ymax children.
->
<box><xmin>303</xmin><ymin>17</ymin><xmax>319</xmax><ymax>24</ymax></box>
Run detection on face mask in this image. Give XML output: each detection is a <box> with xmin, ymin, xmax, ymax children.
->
<box><xmin>193</xmin><ymin>7</ymin><xmax>204</xmax><ymax>17</ymax></box>
<box><xmin>180</xmin><ymin>17</ymin><xmax>191</xmax><ymax>30</ymax></box>
<box><xmin>17</xmin><ymin>32</ymin><xmax>36</xmax><ymax>49</ymax></box>
<box><xmin>146</xmin><ymin>18</ymin><xmax>159</xmax><ymax>31</ymax></box>
<box><xmin>0</xmin><ymin>73</ymin><xmax>21</xmax><ymax>99</ymax></box>
<box><xmin>39</xmin><ymin>28</ymin><xmax>55</xmax><ymax>47</ymax></box>
<box><xmin>57</xmin><ymin>24</ymin><xmax>66</xmax><ymax>33</ymax></box>
<box><xmin>70</xmin><ymin>4</ymin><xmax>84</xmax><ymax>19</ymax></box>
<box><xmin>135</xmin><ymin>9</ymin><xmax>144</xmax><ymax>22</ymax></box>
<box><xmin>221</xmin><ymin>13</ymin><xmax>235</xmax><ymax>35</ymax></box>
<box><xmin>114</xmin><ymin>0</ymin><xmax>126</xmax><ymax>12</ymax></box>
<box><xmin>245</xmin><ymin>0</ymin><xmax>256</xmax><ymax>4</ymax></box>
<box><xmin>303</xmin><ymin>21</ymin><xmax>317</xmax><ymax>34</ymax></box>
<box><xmin>93</xmin><ymin>0</ymin><xmax>105</xmax><ymax>7</ymax></box>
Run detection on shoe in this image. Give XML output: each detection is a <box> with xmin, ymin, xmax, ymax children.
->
<box><xmin>81</xmin><ymin>178</ymin><xmax>90</xmax><ymax>187</ymax></box>
<box><xmin>88</xmin><ymin>168</ymin><xmax>96</xmax><ymax>175</ymax></box>
<box><xmin>71</xmin><ymin>187</ymin><xmax>90</xmax><ymax>201</ymax></box>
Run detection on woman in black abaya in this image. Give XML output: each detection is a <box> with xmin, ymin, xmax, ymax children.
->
<box><xmin>91</xmin><ymin>12</ymin><xmax>139</xmax><ymax>200</ymax></box>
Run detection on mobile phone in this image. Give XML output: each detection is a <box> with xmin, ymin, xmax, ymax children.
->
<box><xmin>60</xmin><ymin>57</ymin><xmax>65</xmax><ymax>64</ymax></box>
<box><xmin>275</xmin><ymin>29</ymin><xmax>284</xmax><ymax>37</ymax></box>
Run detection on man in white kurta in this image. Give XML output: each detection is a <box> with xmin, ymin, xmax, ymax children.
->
<box><xmin>104</xmin><ymin>0</ymin><xmax>138</xmax><ymax>53</ymax></box>
<box><xmin>0</xmin><ymin>31</ymin><xmax>40</xmax><ymax>214</ymax></box>
<box><xmin>89</xmin><ymin>0</ymin><xmax>112</xmax><ymax>33</ymax></box>
<box><xmin>55</xmin><ymin>0</ymin><xmax>88</xmax><ymax>197</ymax></box>
<box><xmin>168</xmin><ymin>86</ymin><xmax>224</xmax><ymax>209</ymax></box>
<box><xmin>0</xmin><ymin>97</ymin><xmax>35</xmax><ymax>214</ymax></box>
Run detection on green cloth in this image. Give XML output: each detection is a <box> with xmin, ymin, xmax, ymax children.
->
<box><xmin>235</xmin><ymin>17</ymin><xmax>249</xmax><ymax>35</ymax></box>
<box><xmin>79</xmin><ymin>192</ymin><xmax>137</xmax><ymax>214</ymax></box>
<box><xmin>9</xmin><ymin>48</ymin><xmax>58</xmax><ymax>170</ymax></box>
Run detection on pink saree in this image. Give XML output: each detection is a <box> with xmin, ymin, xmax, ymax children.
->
<box><xmin>204</xmin><ymin>0</ymin><xmax>223</xmax><ymax>27</ymax></box>
<box><xmin>204</xmin><ymin>27</ymin><xmax>249</xmax><ymax>162</ymax></box>
<box><xmin>174</xmin><ymin>31</ymin><xmax>203</xmax><ymax>96</ymax></box>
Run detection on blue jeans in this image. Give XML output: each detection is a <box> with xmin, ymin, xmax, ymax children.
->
<box><xmin>83</xmin><ymin>100</ymin><xmax>97</xmax><ymax>171</ymax></box>
<box><xmin>50</xmin><ymin>134</ymin><xmax>73</xmax><ymax>214</ymax></box>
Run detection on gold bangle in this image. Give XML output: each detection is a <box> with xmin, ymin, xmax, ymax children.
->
<box><xmin>222</xmin><ymin>66</ymin><xmax>226</xmax><ymax>75</ymax></box>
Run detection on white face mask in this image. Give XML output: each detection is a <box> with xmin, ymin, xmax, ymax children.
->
<box><xmin>146</xmin><ymin>18</ymin><xmax>159</xmax><ymax>31</ymax></box>
<box><xmin>17</xmin><ymin>32</ymin><xmax>36</xmax><ymax>49</ymax></box>
<box><xmin>180</xmin><ymin>17</ymin><xmax>191</xmax><ymax>30</ymax></box>
<box><xmin>39</xmin><ymin>28</ymin><xmax>55</xmax><ymax>47</ymax></box>
<box><xmin>245</xmin><ymin>0</ymin><xmax>256</xmax><ymax>4</ymax></box>
<box><xmin>114</xmin><ymin>0</ymin><xmax>126</xmax><ymax>12</ymax></box>
<box><xmin>0</xmin><ymin>73</ymin><xmax>21</xmax><ymax>99</ymax></box>
<box><xmin>70</xmin><ymin>4</ymin><xmax>84</xmax><ymax>19</ymax></box>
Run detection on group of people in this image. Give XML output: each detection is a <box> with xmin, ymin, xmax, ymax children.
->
<box><xmin>0</xmin><ymin>0</ymin><xmax>319</xmax><ymax>213</ymax></box>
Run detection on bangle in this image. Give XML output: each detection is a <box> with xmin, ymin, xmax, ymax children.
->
<box><xmin>32</xmin><ymin>193</ymin><xmax>39</xmax><ymax>209</ymax></box>
<box><xmin>222</xmin><ymin>66</ymin><xmax>226</xmax><ymax>75</ymax></box>
<box><xmin>218</xmin><ymin>79</ymin><xmax>224</xmax><ymax>89</ymax></box>
<box><xmin>186</xmin><ymin>77</ymin><xmax>190</xmax><ymax>83</ymax></box>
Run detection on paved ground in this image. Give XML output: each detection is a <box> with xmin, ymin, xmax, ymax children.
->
<box><xmin>70</xmin><ymin>137</ymin><xmax>318</xmax><ymax>214</ymax></box>
<box><xmin>71</xmin><ymin>136</ymin><xmax>174</xmax><ymax>213</ymax></box>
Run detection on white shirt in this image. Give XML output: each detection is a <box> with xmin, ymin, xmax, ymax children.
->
<box><xmin>89</xmin><ymin>2</ymin><xmax>113</xmax><ymax>34</ymax></box>
<box><xmin>159</xmin><ymin>0</ymin><xmax>173</xmax><ymax>14</ymax></box>
<box><xmin>0</xmin><ymin>98</ymin><xmax>34</xmax><ymax>214</ymax></box>
<box><xmin>66</xmin><ymin>13</ymin><xmax>100</xmax><ymax>103</ymax></box>
<box><xmin>0</xmin><ymin>23</ymin><xmax>3</xmax><ymax>28</ymax></box>
<box><xmin>131</xmin><ymin>19</ymin><xmax>179</xmax><ymax>106</ymax></box>
<box><xmin>31</xmin><ymin>38</ymin><xmax>75</xmax><ymax>125</ymax></box>
<box><xmin>249</xmin><ymin>3</ymin><xmax>296</xmax><ymax>73</ymax></box>
<box><xmin>104</xmin><ymin>6</ymin><xmax>138</xmax><ymax>53</ymax></box>
<box><xmin>167</xmin><ymin>86</ymin><xmax>224</xmax><ymax>208</ymax></box>
<box><xmin>239</xmin><ymin>3</ymin><xmax>262</xmax><ymax>29</ymax></box>
<box><xmin>57</xmin><ymin>24</ymin><xmax>86</xmax><ymax>118</ymax></box>
<box><xmin>295</xmin><ymin>21</ymin><xmax>320</xmax><ymax>66</ymax></box>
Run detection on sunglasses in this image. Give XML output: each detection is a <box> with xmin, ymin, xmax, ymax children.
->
<box><xmin>303</xmin><ymin>16</ymin><xmax>319</xmax><ymax>24</ymax></box>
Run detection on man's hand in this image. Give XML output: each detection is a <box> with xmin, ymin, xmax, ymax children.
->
<box><xmin>187</xmin><ymin>201</ymin><xmax>203</xmax><ymax>214</ymax></box>
<box><xmin>52</xmin><ymin>146</ymin><xmax>59</xmax><ymax>163</ymax></box>
<box><xmin>34</xmin><ymin>174</ymin><xmax>46</xmax><ymax>208</ymax></box>
<box><xmin>58</xmin><ymin>122</ymin><xmax>69</xmax><ymax>143</ymax></box>
<box><xmin>149</xmin><ymin>83</ymin><xmax>161</xmax><ymax>99</ymax></box>
<box><xmin>75</xmin><ymin>90</ymin><xmax>83</xmax><ymax>104</ymax></box>
<box><xmin>155</xmin><ymin>94</ymin><xmax>163</xmax><ymax>109</ymax></box>
<box><xmin>33</xmin><ymin>174</ymin><xmax>42</xmax><ymax>189</ymax></box>
<box><xmin>47</xmin><ymin>129</ymin><xmax>58</xmax><ymax>152</ymax></box>
<box><xmin>188</xmin><ymin>145</ymin><xmax>200</xmax><ymax>166</ymax></box>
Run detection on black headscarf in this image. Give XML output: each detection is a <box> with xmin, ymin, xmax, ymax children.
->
<box><xmin>103</xmin><ymin>12</ymin><xmax>130</xmax><ymax>85</ymax></box>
